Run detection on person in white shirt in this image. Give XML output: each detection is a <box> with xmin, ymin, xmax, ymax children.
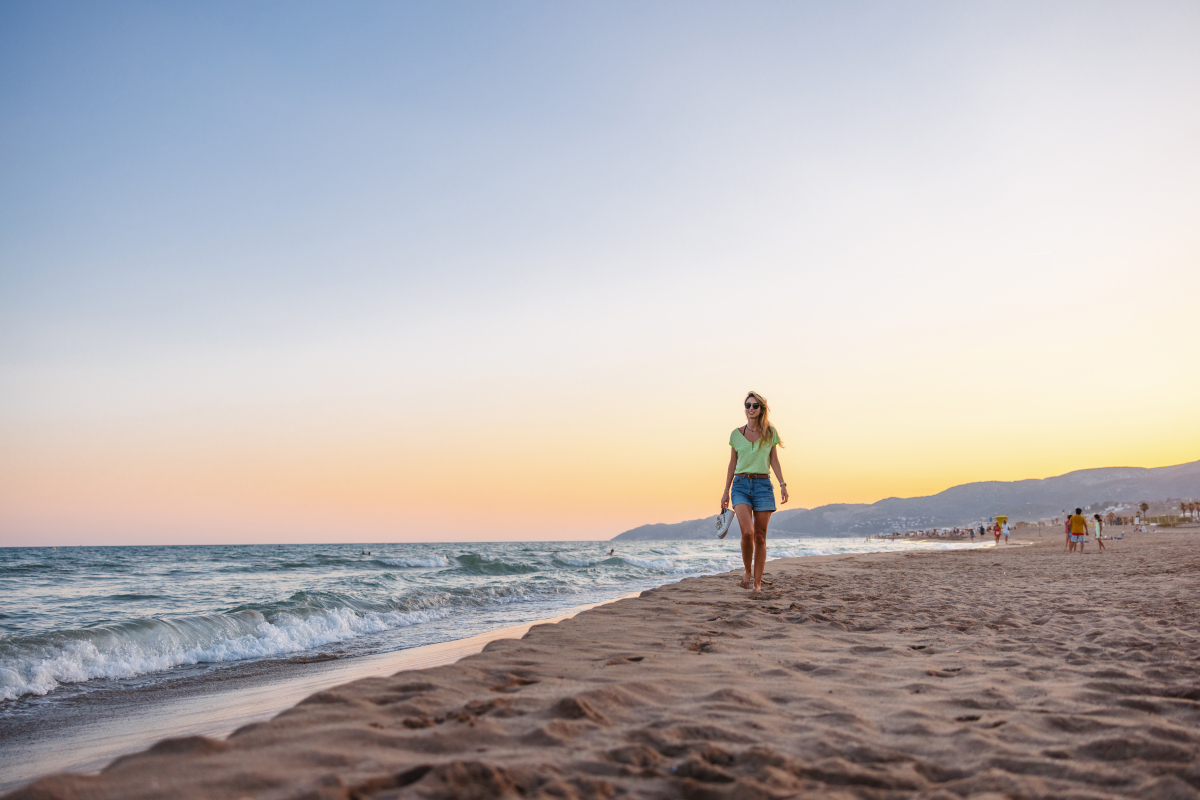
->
<box><xmin>1002</xmin><ymin>522</ymin><xmax>1010</xmax><ymax>544</ymax></box>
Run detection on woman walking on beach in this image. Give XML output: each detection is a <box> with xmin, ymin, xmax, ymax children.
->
<box><xmin>721</xmin><ymin>391</ymin><xmax>788</xmax><ymax>592</ymax></box>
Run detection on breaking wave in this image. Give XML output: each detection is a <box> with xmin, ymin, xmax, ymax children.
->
<box><xmin>378</xmin><ymin>556</ymin><xmax>452</xmax><ymax>569</ymax></box>
<box><xmin>0</xmin><ymin>605</ymin><xmax>449</xmax><ymax>702</ymax></box>
<box><xmin>554</xmin><ymin>556</ymin><xmax>606</xmax><ymax>567</ymax></box>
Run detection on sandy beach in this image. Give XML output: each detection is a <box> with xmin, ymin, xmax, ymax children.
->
<box><xmin>8</xmin><ymin>530</ymin><xmax>1199</xmax><ymax>799</ymax></box>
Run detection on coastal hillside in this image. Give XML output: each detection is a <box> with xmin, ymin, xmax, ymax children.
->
<box><xmin>611</xmin><ymin>459</ymin><xmax>1200</xmax><ymax>540</ymax></box>
<box><xmin>608</xmin><ymin>515</ymin><xmax>805</xmax><ymax>542</ymax></box>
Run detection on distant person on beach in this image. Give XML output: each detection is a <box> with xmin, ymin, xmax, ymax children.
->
<box><xmin>721</xmin><ymin>391</ymin><xmax>788</xmax><ymax>593</ymax></box>
<box><xmin>1002</xmin><ymin>522</ymin><xmax>1010</xmax><ymax>544</ymax></box>
<box><xmin>1065</xmin><ymin>516</ymin><xmax>1073</xmax><ymax>552</ymax></box>
<box><xmin>1069</xmin><ymin>508</ymin><xmax>1088</xmax><ymax>553</ymax></box>
<box><xmin>1093</xmin><ymin>514</ymin><xmax>1106</xmax><ymax>552</ymax></box>
<box><xmin>970</xmin><ymin>528</ymin><xmax>975</xmax><ymax>541</ymax></box>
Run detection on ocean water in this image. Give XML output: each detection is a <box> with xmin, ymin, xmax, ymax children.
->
<box><xmin>0</xmin><ymin>536</ymin><xmax>986</xmax><ymax>708</ymax></box>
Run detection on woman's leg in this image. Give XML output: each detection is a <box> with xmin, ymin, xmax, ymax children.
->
<box><xmin>752</xmin><ymin>510</ymin><xmax>773</xmax><ymax>590</ymax></box>
<box><xmin>734</xmin><ymin>504</ymin><xmax>754</xmax><ymax>588</ymax></box>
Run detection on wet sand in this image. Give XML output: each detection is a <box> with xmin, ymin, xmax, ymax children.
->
<box><xmin>7</xmin><ymin>531</ymin><xmax>1199</xmax><ymax>799</ymax></box>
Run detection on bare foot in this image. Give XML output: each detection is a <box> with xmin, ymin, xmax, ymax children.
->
<box><xmin>740</xmin><ymin>571</ymin><xmax>752</xmax><ymax>589</ymax></box>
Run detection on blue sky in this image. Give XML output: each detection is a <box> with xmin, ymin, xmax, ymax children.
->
<box><xmin>2</xmin><ymin>2</ymin><xmax>1198</xmax><ymax>544</ymax></box>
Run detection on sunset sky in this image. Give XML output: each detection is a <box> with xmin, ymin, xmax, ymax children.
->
<box><xmin>2</xmin><ymin>2</ymin><xmax>1198</xmax><ymax>546</ymax></box>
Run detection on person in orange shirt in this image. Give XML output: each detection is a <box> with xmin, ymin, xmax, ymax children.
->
<box><xmin>1069</xmin><ymin>508</ymin><xmax>1089</xmax><ymax>554</ymax></box>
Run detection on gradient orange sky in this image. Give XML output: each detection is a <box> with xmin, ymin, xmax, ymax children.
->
<box><xmin>2</xmin><ymin>3</ymin><xmax>1198</xmax><ymax>546</ymax></box>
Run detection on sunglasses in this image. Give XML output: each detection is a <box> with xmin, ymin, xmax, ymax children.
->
<box><xmin>744</xmin><ymin>402</ymin><xmax>761</xmax><ymax>410</ymax></box>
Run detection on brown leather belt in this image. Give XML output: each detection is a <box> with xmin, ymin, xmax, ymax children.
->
<box><xmin>737</xmin><ymin>473</ymin><xmax>770</xmax><ymax>479</ymax></box>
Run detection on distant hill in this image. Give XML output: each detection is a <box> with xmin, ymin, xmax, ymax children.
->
<box><xmin>610</xmin><ymin>459</ymin><xmax>1200</xmax><ymax>541</ymax></box>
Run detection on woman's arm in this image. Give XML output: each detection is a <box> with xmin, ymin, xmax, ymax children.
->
<box><xmin>769</xmin><ymin>445</ymin><xmax>789</xmax><ymax>505</ymax></box>
<box><xmin>721</xmin><ymin>448</ymin><xmax>737</xmax><ymax>510</ymax></box>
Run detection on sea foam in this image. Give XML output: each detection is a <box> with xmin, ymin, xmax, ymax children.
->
<box><xmin>378</xmin><ymin>555</ymin><xmax>452</xmax><ymax>569</ymax></box>
<box><xmin>0</xmin><ymin>606</ymin><xmax>448</xmax><ymax>701</ymax></box>
<box><xmin>555</xmin><ymin>556</ymin><xmax>604</xmax><ymax>567</ymax></box>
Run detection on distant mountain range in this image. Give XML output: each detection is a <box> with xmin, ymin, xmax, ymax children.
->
<box><xmin>610</xmin><ymin>459</ymin><xmax>1200</xmax><ymax>541</ymax></box>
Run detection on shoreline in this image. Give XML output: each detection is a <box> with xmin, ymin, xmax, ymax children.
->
<box><xmin>10</xmin><ymin>532</ymin><xmax>1198</xmax><ymax>799</ymax></box>
<box><xmin>0</xmin><ymin>545</ymin><xmax>951</xmax><ymax>793</ymax></box>
<box><xmin>0</xmin><ymin>539</ymin><xmax>993</xmax><ymax>793</ymax></box>
<box><xmin>0</xmin><ymin>599</ymin><xmax>633</xmax><ymax>794</ymax></box>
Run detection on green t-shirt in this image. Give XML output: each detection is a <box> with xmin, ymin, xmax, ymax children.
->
<box><xmin>730</xmin><ymin>427</ymin><xmax>780</xmax><ymax>475</ymax></box>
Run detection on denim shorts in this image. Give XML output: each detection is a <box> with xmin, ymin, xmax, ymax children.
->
<box><xmin>731</xmin><ymin>474</ymin><xmax>776</xmax><ymax>512</ymax></box>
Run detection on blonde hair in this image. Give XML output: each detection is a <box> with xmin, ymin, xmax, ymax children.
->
<box><xmin>745</xmin><ymin>391</ymin><xmax>782</xmax><ymax>450</ymax></box>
